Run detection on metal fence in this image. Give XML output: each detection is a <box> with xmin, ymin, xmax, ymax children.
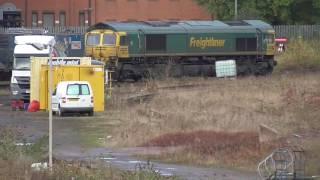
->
<box><xmin>0</xmin><ymin>27</ymin><xmax>88</xmax><ymax>35</ymax></box>
<box><xmin>1</xmin><ymin>25</ymin><xmax>320</xmax><ymax>40</ymax></box>
<box><xmin>274</xmin><ymin>25</ymin><xmax>320</xmax><ymax>40</ymax></box>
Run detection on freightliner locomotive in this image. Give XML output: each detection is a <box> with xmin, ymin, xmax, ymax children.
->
<box><xmin>85</xmin><ymin>20</ymin><xmax>276</xmax><ymax>80</ymax></box>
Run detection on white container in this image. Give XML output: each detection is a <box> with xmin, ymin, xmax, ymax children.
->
<box><xmin>215</xmin><ymin>60</ymin><xmax>237</xmax><ymax>78</ymax></box>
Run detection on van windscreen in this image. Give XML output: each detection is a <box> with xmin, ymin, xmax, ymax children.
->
<box><xmin>81</xmin><ymin>84</ymin><xmax>90</xmax><ymax>95</ymax></box>
<box><xmin>67</xmin><ymin>84</ymin><xmax>90</xmax><ymax>95</ymax></box>
<box><xmin>67</xmin><ymin>84</ymin><xmax>80</xmax><ymax>95</ymax></box>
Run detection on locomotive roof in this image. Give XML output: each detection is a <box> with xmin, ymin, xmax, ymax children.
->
<box><xmin>88</xmin><ymin>20</ymin><xmax>274</xmax><ymax>34</ymax></box>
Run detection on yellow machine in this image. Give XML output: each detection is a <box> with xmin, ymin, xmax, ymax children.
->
<box><xmin>85</xmin><ymin>30</ymin><xmax>129</xmax><ymax>64</ymax></box>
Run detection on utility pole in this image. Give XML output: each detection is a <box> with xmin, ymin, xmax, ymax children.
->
<box><xmin>235</xmin><ymin>0</ymin><xmax>238</xmax><ymax>20</ymax></box>
<box><xmin>88</xmin><ymin>0</ymin><xmax>92</xmax><ymax>26</ymax></box>
<box><xmin>48</xmin><ymin>39</ymin><xmax>55</xmax><ymax>171</ymax></box>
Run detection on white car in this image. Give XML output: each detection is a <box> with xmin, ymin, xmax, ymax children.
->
<box><xmin>52</xmin><ymin>81</ymin><xmax>94</xmax><ymax>116</ymax></box>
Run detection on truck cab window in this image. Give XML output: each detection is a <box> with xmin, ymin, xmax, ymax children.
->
<box><xmin>14</xmin><ymin>57</ymin><xmax>30</xmax><ymax>70</ymax></box>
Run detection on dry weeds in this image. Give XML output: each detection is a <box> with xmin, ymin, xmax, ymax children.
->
<box><xmin>106</xmin><ymin>72</ymin><xmax>320</xmax><ymax>172</ymax></box>
<box><xmin>276</xmin><ymin>40</ymin><xmax>320</xmax><ymax>72</ymax></box>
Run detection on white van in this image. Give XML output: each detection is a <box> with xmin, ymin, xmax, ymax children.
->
<box><xmin>52</xmin><ymin>81</ymin><xmax>94</xmax><ymax>116</ymax></box>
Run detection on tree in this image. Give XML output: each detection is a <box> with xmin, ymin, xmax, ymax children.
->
<box><xmin>290</xmin><ymin>0</ymin><xmax>320</xmax><ymax>24</ymax></box>
<box><xmin>194</xmin><ymin>0</ymin><xmax>320</xmax><ymax>24</ymax></box>
<box><xmin>256</xmin><ymin>0</ymin><xmax>294</xmax><ymax>24</ymax></box>
<box><xmin>194</xmin><ymin>0</ymin><xmax>235</xmax><ymax>20</ymax></box>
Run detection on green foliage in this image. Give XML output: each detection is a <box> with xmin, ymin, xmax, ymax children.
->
<box><xmin>0</xmin><ymin>128</ymin><xmax>19</xmax><ymax>160</ymax></box>
<box><xmin>22</xmin><ymin>135</ymin><xmax>48</xmax><ymax>161</ymax></box>
<box><xmin>195</xmin><ymin>0</ymin><xmax>234</xmax><ymax>20</ymax></box>
<box><xmin>0</xmin><ymin>127</ymin><xmax>48</xmax><ymax>161</ymax></box>
<box><xmin>194</xmin><ymin>0</ymin><xmax>320</xmax><ymax>24</ymax></box>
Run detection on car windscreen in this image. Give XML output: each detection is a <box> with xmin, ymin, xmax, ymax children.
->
<box><xmin>67</xmin><ymin>84</ymin><xmax>90</xmax><ymax>95</ymax></box>
<box><xmin>14</xmin><ymin>57</ymin><xmax>30</xmax><ymax>70</ymax></box>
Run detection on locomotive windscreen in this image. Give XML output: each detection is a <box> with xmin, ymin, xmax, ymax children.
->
<box><xmin>146</xmin><ymin>34</ymin><xmax>166</xmax><ymax>52</ymax></box>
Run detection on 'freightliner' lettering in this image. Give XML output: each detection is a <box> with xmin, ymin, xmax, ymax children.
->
<box><xmin>190</xmin><ymin>37</ymin><xmax>225</xmax><ymax>49</ymax></box>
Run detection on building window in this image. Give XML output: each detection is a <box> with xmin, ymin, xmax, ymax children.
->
<box><xmin>43</xmin><ymin>13</ymin><xmax>54</xmax><ymax>27</ymax></box>
<box><xmin>32</xmin><ymin>12</ymin><xmax>38</xmax><ymax>27</ymax></box>
<box><xmin>59</xmin><ymin>12</ymin><xmax>66</xmax><ymax>26</ymax></box>
<box><xmin>79</xmin><ymin>12</ymin><xmax>85</xmax><ymax>26</ymax></box>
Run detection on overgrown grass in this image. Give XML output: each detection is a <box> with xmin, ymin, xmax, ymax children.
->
<box><xmin>0</xmin><ymin>127</ymin><xmax>177</xmax><ymax>179</ymax></box>
<box><xmin>107</xmin><ymin>74</ymin><xmax>320</xmax><ymax>173</ymax></box>
<box><xmin>276</xmin><ymin>39</ymin><xmax>320</xmax><ymax>72</ymax></box>
<box><xmin>138</xmin><ymin>131</ymin><xmax>277</xmax><ymax>171</ymax></box>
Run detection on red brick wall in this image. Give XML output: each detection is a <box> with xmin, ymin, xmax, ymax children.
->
<box><xmin>0</xmin><ymin>0</ymin><xmax>211</xmax><ymax>27</ymax></box>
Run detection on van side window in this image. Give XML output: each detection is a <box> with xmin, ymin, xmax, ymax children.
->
<box><xmin>81</xmin><ymin>84</ymin><xmax>90</xmax><ymax>95</ymax></box>
<box><xmin>67</xmin><ymin>84</ymin><xmax>80</xmax><ymax>95</ymax></box>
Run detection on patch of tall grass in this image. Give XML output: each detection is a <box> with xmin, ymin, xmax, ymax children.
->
<box><xmin>276</xmin><ymin>39</ymin><xmax>320</xmax><ymax>72</ymax></box>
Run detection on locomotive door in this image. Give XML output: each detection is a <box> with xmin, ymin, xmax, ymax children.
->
<box><xmin>138</xmin><ymin>29</ymin><xmax>145</xmax><ymax>55</ymax></box>
<box><xmin>256</xmin><ymin>28</ymin><xmax>263</xmax><ymax>55</ymax></box>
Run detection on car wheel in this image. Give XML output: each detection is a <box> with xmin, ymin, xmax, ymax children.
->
<box><xmin>88</xmin><ymin>110</ymin><xmax>94</xmax><ymax>116</ymax></box>
<box><xmin>58</xmin><ymin>106</ymin><xmax>64</xmax><ymax>117</ymax></box>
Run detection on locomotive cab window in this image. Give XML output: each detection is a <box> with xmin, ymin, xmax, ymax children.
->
<box><xmin>86</xmin><ymin>34</ymin><xmax>100</xmax><ymax>46</ymax></box>
<box><xmin>120</xmin><ymin>36</ymin><xmax>129</xmax><ymax>46</ymax></box>
<box><xmin>265</xmin><ymin>34</ymin><xmax>275</xmax><ymax>44</ymax></box>
<box><xmin>103</xmin><ymin>34</ymin><xmax>116</xmax><ymax>45</ymax></box>
<box><xmin>146</xmin><ymin>34</ymin><xmax>166</xmax><ymax>52</ymax></box>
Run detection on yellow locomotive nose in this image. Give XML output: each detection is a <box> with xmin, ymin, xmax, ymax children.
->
<box><xmin>99</xmin><ymin>46</ymin><xmax>117</xmax><ymax>58</ymax></box>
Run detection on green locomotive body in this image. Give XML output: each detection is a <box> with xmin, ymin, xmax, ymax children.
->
<box><xmin>86</xmin><ymin>20</ymin><xmax>276</xmax><ymax>79</ymax></box>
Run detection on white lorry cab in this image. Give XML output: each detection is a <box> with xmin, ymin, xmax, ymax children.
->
<box><xmin>10</xmin><ymin>35</ymin><xmax>56</xmax><ymax>102</ymax></box>
<box><xmin>52</xmin><ymin>81</ymin><xmax>94</xmax><ymax>116</ymax></box>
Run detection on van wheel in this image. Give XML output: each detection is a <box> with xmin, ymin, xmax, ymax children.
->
<box><xmin>88</xmin><ymin>110</ymin><xmax>94</xmax><ymax>116</ymax></box>
<box><xmin>58</xmin><ymin>106</ymin><xmax>64</xmax><ymax>117</ymax></box>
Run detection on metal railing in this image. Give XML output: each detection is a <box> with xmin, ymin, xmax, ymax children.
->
<box><xmin>257</xmin><ymin>146</ymin><xmax>306</xmax><ymax>180</ymax></box>
<box><xmin>274</xmin><ymin>25</ymin><xmax>320</xmax><ymax>40</ymax></box>
<box><xmin>0</xmin><ymin>26</ymin><xmax>88</xmax><ymax>34</ymax></box>
<box><xmin>1</xmin><ymin>25</ymin><xmax>320</xmax><ymax>39</ymax></box>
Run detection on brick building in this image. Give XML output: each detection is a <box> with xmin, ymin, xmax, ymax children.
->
<box><xmin>0</xmin><ymin>0</ymin><xmax>211</xmax><ymax>27</ymax></box>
